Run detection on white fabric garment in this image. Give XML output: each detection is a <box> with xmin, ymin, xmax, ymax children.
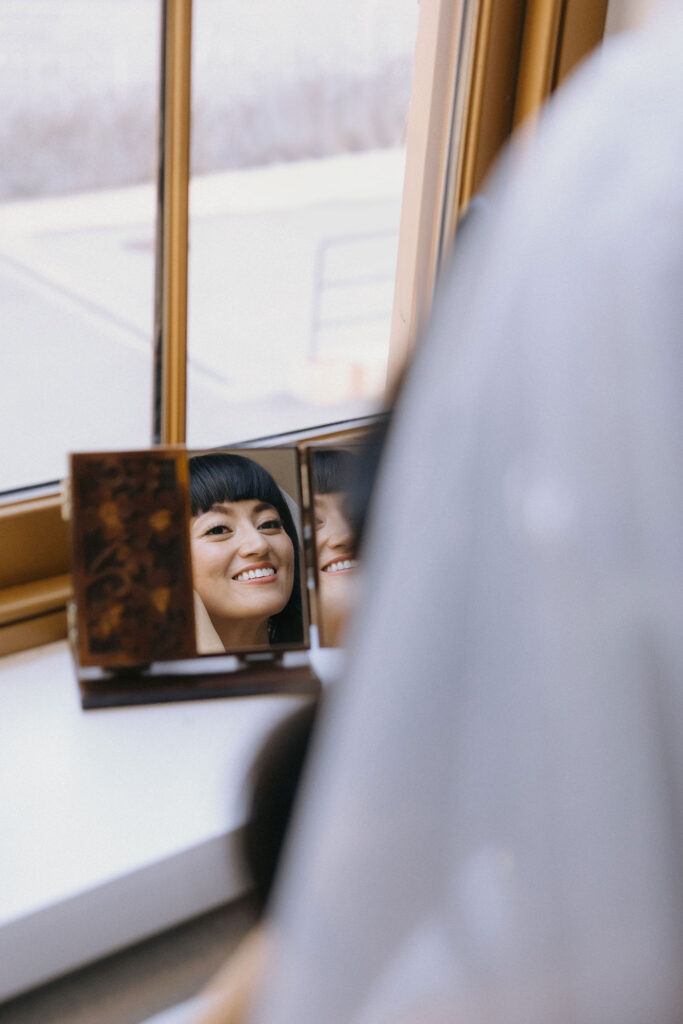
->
<box><xmin>249</xmin><ymin>4</ymin><xmax>683</xmax><ymax>1022</ymax></box>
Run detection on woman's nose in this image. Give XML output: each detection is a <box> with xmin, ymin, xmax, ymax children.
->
<box><xmin>237</xmin><ymin>525</ymin><xmax>269</xmax><ymax>557</ymax></box>
<box><xmin>327</xmin><ymin>510</ymin><xmax>353</xmax><ymax>550</ymax></box>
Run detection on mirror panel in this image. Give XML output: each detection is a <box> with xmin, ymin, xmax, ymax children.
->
<box><xmin>308</xmin><ymin>445</ymin><xmax>365</xmax><ymax>648</ymax></box>
<box><xmin>188</xmin><ymin>447</ymin><xmax>309</xmax><ymax>654</ymax></box>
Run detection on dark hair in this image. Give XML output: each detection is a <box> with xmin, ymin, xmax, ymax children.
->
<box><xmin>311</xmin><ymin>448</ymin><xmax>356</xmax><ymax>495</ymax></box>
<box><xmin>189</xmin><ymin>452</ymin><xmax>303</xmax><ymax>646</ymax></box>
<box><xmin>243</xmin><ymin>699</ymin><xmax>319</xmax><ymax>914</ymax></box>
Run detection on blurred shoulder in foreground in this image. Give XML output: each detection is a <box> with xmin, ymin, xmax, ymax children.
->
<box><xmin>206</xmin><ymin>5</ymin><xmax>683</xmax><ymax>1022</ymax></box>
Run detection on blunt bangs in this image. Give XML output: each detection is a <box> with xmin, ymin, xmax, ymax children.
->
<box><xmin>190</xmin><ymin>453</ymin><xmax>287</xmax><ymax>520</ymax></box>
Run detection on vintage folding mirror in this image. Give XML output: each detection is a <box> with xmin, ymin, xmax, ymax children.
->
<box><xmin>66</xmin><ymin>438</ymin><xmax>370</xmax><ymax>708</ymax></box>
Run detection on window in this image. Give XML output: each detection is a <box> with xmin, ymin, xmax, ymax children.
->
<box><xmin>0</xmin><ymin>0</ymin><xmax>160</xmax><ymax>494</ymax></box>
<box><xmin>184</xmin><ymin>0</ymin><xmax>419</xmax><ymax>448</ymax></box>
<box><xmin>0</xmin><ymin>0</ymin><xmax>609</xmax><ymax>658</ymax></box>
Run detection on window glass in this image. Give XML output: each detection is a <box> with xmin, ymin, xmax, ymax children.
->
<box><xmin>0</xmin><ymin>0</ymin><xmax>159</xmax><ymax>494</ymax></box>
<box><xmin>187</xmin><ymin>0</ymin><xmax>419</xmax><ymax>447</ymax></box>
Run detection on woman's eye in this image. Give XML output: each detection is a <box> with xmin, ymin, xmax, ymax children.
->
<box><xmin>259</xmin><ymin>518</ymin><xmax>283</xmax><ymax>531</ymax></box>
<box><xmin>205</xmin><ymin>524</ymin><xmax>230</xmax><ymax>536</ymax></box>
<box><xmin>314</xmin><ymin>516</ymin><xmax>324</xmax><ymax>528</ymax></box>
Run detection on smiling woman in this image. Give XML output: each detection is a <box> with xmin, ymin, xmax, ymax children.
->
<box><xmin>189</xmin><ymin>452</ymin><xmax>303</xmax><ymax>653</ymax></box>
<box><xmin>311</xmin><ymin>448</ymin><xmax>360</xmax><ymax>648</ymax></box>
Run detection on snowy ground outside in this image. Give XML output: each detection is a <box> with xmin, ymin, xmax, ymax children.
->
<box><xmin>0</xmin><ymin>148</ymin><xmax>406</xmax><ymax>492</ymax></box>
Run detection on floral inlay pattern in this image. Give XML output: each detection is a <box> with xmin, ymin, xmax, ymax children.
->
<box><xmin>70</xmin><ymin>452</ymin><xmax>196</xmax><ymax>666</ymax></box>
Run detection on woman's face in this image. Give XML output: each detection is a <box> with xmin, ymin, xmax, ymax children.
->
<box><xmin>190</xmin><ymin>499</ymin><xmax>295</xmax><ymax>639</ymax></box>
<box><xmin>314</xmin><ymin>491</ymin><xmax>358</xmax><ymax>645</ymax></box>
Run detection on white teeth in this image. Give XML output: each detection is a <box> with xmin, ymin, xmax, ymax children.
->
<box><xmin>323</xmin><ymin>559</ymin><xmax>358</xmax><ymax>573</ymax></box>
<box><xmin>235</xmin><ymin>567</ymin><xmax>276</xmax><ymax>581</ymax></box>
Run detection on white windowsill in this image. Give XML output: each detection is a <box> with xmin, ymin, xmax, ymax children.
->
<box><xmin>0</xmin><ymin>640</ymin><xmax>337</xmax><ymax>1002</ymax></box>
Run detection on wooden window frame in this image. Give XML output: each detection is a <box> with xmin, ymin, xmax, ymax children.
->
<box><xmin>388</xmin><ymin>0</ymin><xmax>608</xmax><ymax>390</ymax></box>
<box><xmin>0</xmin><ymin>0</ymin><xmax>607</xmax><ymax>658</ymax></box>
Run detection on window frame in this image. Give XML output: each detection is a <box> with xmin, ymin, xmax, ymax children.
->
<box><xmin>0</xmin><ymin>0</ymin><xmax>608</xmax><ymax>658</ymax></box>
<box><xmin>388</xmin><ymin>0</ymin><xmax>608</xmax><ymax>389</ymax></box>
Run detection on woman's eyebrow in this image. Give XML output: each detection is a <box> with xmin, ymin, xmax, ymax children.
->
<box><xmin>191</xmin><ymin>504</ymin><xmax>232</xmax><ymax>524</ymax></box>
<box><xmin>194</xmin><ymin>501</ymin><xmax>276</xmax><ymax>518</ymax></box>
<box><xmin>254</xmin><ymin>502</ymin><xmax>278</xmax><ymax>515</ymax></box>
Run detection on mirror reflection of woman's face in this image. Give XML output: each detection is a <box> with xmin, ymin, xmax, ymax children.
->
<box><xmin>314</xmin><ymin>492</ymin><xmax>357</xmax><ymax>575</ymax></box>
<box><xmin>190</xmin><ymin>499</ymin><xmax>294</xmax><ymax>647</ymax></box>
<box><xmin>314</xmin><ymin>492</ymin><xmax>357</xmax><ymax>645</ymax></box>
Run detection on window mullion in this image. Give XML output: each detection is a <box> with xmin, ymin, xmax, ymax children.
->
<box><xmin>154</xmin><ymin>0</ymin><xmax>193</xmax><ymax>445</ymax></box>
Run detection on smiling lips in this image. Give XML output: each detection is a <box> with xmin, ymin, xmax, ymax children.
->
<box><xmin>322</xmin><ymin>558</ymin><xmax>358</xmax><ymax>574</ymax></box>
<box><xmin>233</xmin><ymin>564</ymin><xmax>278</xmax><ymax>583</ymax></box>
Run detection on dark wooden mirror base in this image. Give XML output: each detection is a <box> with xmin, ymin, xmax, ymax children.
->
<box><xmin>75</xmin><ymin>659</ymin><xmax>321</xmax><ymax>710</ymax></box>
